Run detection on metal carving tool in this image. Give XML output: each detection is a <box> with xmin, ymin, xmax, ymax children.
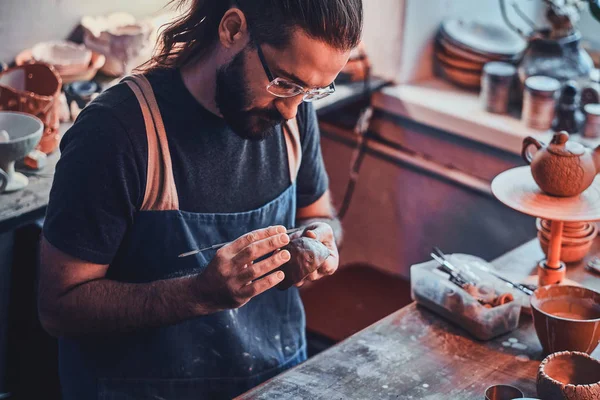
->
<box><xmin>178</xmin><ymin>227</ymin><xmax>304</xmax><ymax>258</ymax></box>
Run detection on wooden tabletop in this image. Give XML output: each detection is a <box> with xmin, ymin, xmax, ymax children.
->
<box><xmin>237</xmin><ymin>239</ymin><xmax>600</xmax><ymax>400</ymax></box>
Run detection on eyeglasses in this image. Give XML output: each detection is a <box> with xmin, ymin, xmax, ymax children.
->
<box><xmin>254</xmin><ymin>40</ymin><xmax>335</xmax><ymax>102</ymax></box>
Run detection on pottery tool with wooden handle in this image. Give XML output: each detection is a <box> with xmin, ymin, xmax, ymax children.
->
<box><xmin>178</xmin><ymin>227</ymin><xmax>304</xmax><ymax>258</ymax></box>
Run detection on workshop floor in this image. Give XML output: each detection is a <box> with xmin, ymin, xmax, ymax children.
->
<box><xmin>300</xmin><ymin>264</ymin><xmax>412</xmax><ymax>356</ymax></box>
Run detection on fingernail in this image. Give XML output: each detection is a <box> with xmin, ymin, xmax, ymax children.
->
<box><xmin>281</xmin><ymin>250</ymin><xmax>291</xmax><ymax>261</ymax></box>
<box><xmin>276</xmin><ymin>271</ymin><xmax>284</xmax><ymax>280</ymax></box>
<box><xmin>276</xmin><ymin>226</ymin><xmax>286</xmax><ymax>234</ymax></box>
<box><xmin>280</xmin><ymin>234</ymin><xmax>290</xmax><ymax>244</ymax></box>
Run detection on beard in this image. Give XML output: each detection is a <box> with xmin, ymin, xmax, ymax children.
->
<box><xmin>215</xmin><ymin>48</ymin><xmax>285</xmax><ymax>141</ymax></box>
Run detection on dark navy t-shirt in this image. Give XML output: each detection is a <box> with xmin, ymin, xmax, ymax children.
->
<box><xmin>43</xmin><ymin>68</ymin><xmax>329</xmax><ymax>265</ymax></box>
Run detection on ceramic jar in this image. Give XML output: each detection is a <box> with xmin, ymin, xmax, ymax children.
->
<box><xmin>0</xmin><ymin>63</ymin><xmax>62</xmax><ymax>154</ymax></box>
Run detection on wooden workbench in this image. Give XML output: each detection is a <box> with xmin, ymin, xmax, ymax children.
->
<box><xmin>237</xmin><ymin>239</ymin><xmax>600</xmax><ymax>400</ymax></box>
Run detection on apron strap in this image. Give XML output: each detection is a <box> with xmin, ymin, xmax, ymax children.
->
<box><xmin>123</xmin><ymin>74</ymin><xmax>180</xmax><ymax>211</ymax></box>
<box><xmin>124</xmin><ymin>73</ymin><xmax>302</xmax><ymax>208</ymax></box>
<box><xmin>284</xmin><ymin>118</ymin><xmax>302</xmax><ymax>183</ymax></box>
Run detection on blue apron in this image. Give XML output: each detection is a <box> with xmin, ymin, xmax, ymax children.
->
<box><xmin>58</xmin><ymin>75</ymin><xmax>307</xmax><ymax>400</ymax></box>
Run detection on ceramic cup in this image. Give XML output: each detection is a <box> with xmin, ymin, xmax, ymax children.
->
<box><xmin>531</xmin><ymin>285</ymin><xmax>600</xmax><ymax>354</ymax></box>
<box><xmin>537</xmin><ymin>351</ymin><xmax>600</xmax><ymax>400</ymax></box>
<box><xmin>484</xmin><ymin>384</ymin><xmax>524</xmax><ymax>400</ymax></box>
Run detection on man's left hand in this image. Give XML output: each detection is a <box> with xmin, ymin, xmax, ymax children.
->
<box><xmin>290</xmin><ymin>222</ymin><xmax>339</xmax><ymax>286</ymax></box>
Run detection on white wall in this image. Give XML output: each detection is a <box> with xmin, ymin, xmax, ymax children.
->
<box><xmin>361</xmin><ymin>0</ymin><xmax>406</xmax><ymax>83</ymax></box>
<box><xmin>0</xmin><ymin>0</ymin><xmax>170</xmax><ymax>62</ymax></box>
<box><xmin>0</xmin><ymin>1</ymin><xmax>555</xmax><ymax>86</ymax></box>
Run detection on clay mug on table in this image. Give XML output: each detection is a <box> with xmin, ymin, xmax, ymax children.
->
<box><xmin>530</xmin><ymin>285</ymin><xmax>600</xmax><ymax>355</ymax></box>
<box><xmin>522</xmin><ymin>131</ymin><xmax>600</xmax><ymax>197</ymax></box>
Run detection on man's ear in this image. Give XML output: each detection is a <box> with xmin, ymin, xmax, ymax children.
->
<box><xmin>218</xmin><ymin>8</ymin><xmax>249</xmax><ymax>49</ymax></box>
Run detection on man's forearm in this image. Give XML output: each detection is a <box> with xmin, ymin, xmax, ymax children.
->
<box><xmin>40</xmin><ymin>274</ymin><xmax>209</xmax><ymax>337</ymax></box>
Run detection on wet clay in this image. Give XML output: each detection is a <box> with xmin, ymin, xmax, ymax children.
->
<box><xmin>537</xmin><ymin>351</ymin><xmax>600</xmax><ymax>400</ymax></box>
<box><xmin>277</xmin><ymin>237</ymin><xmax>330</xmax><ymax>290</ymax></box>
<box><xmin>539</xmin><ymin>297</ymin><xmax>600</xmax><ymax>320</ymax></box>
<box><xmin>531</xmin><ymin>285</ymin><xmax>600</xmax><ymax>354</ymax></box>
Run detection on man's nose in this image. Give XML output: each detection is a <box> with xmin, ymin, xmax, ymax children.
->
<box><xmin>275</xmin><ymin>95</ymin><xmax>304</xmax><ymax>120</ymax></box>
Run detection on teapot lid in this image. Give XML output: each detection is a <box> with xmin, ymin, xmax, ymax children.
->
<box><xmin>547</xmin><ymin>131</ymin><xmax>585</xmax><ymax>157</ymax></box>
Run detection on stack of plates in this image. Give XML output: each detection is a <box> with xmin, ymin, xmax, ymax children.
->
<box><xmin>435</xmin><ymin>19</ymin><xmax>526</xmax><ymax>89</ymax></box>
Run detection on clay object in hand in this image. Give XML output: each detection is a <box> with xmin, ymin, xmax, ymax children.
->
<box><xmin>277</xmin><ymin>237</ymin><xmax>331</xmax><ymax>290</ymax></box>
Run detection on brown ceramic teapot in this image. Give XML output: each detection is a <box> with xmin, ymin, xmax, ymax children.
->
<box><xmin>522</xmin><ymin>131</ymin><xmax>600</xmax><ymax>197</ymax></box>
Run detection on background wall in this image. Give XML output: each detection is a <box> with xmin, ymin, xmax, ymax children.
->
<box><xmin>0</xmin><ymin>0</ymin><xmax>170</xmax><ymax>63</ymax></box>
<box><xmin>0</xmin><ymin>0</ymin><xmax>597</xmax><ymax>83</ymax></box>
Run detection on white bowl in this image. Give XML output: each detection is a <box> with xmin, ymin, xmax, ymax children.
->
<box><xmin>0</xmin><ymin>112</ymin><xmax>44</xmax><ymax>192</ymax></box>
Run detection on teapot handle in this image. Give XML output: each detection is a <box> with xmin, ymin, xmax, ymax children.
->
<box><xmin>522</xmin><ymin>136</ymin><xmax>543</xmax><ymax>165</ymax></box>
<box><xmin>0</xmin><ymin>168</ymin><xmax>7</xmax><ymax>193</ymax></box>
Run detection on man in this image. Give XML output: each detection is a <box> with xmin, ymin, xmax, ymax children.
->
<box><xmin>39</xmin><ymin>0</ymin><xmax>363</xmax><ymax>399</ymax></box>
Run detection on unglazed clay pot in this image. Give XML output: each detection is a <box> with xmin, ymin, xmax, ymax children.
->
<box><xmin>0</xmin><ymin>63</ymin><xmax>62</xmax><ymax>154</ymax></box>
<box><xmin>537</xmin><ymin>351</ymin><xmax>600</xmax><ymax>400</ymax></box>
<box><xmin>531</xmin><ymin>285</ymin><xmax>600</xmax><ymax>354</ymax></box>
<box><xmin>522</xmin><ymin>131</ymin><xmax>600</xmax><ymax>197</ymax></box>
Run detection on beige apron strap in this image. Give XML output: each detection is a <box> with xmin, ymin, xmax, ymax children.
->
<box><xmin>124</xmin><ymin>75</ymin><xmax>179</xmax><ymax>211</ymax></box>
<box><xmin>284</xmin><ymin>117</ymin><xmax>302</xmax><ymax>183</ymax></box>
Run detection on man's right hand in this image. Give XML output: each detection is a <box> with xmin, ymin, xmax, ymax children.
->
<box><xmin>193</xmin><ymin>226</ymin><xmax>291</xmax><ymax>311</ymax></box>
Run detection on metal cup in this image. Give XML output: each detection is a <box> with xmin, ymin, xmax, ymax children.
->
<box><xmin>484</xmin><ymin>384</ymin><xmax>524</xmax><ymax>400</ymax></box>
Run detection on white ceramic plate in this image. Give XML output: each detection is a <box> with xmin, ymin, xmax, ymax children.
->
<box><xmin>441</xmin><ymin>19</ymin><xmax>526</xmax><ymax>57</ymax></box>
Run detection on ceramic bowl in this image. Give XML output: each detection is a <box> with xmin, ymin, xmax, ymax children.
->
<box><xmin>538</xmin><ymin>232</ymin><xmax>594</xmax><ymax>264</ymax></box>
<box><xmin>439</xmin><ymin>63</ymin><xmax>482</xmax><ymax>89</ymax></box>
<box><xmin>531</xmin><ymin>285</ymin><xmax>600</xmax><ymax>354</ymax></box>
<box><xmin>536</xmin><ymin>219</ymin><xmax>598</xmax><ymax>244</ymax></box>
<box><xmin>31</xmin><ymin>40</ymin><xmax>92</xmax><ymax>75</ymax></box>
<box><xmin>540</xmin><ymin>219</ymin><xmax>587</xmax><ymax>233</ymax></box>
<box><xmin>484</xmin><ymin>384</ymin><xmax>524</xmax><ymax>400</ymax></box>
<box><xmin>15</xmin><ymin>49</ymin><xmax>105</xmax><ymax>84</ymax></box>
<box><xmin>537</xmin><ymin>351</ymin><xmax>600</xmax><ymax>400</ymax></box>
<box><xmin>0</xmin><ymin>111</ymin><xmax>44</xmax><ymax>192</ymax></box>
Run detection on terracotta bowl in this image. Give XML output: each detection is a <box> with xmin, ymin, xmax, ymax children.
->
<box><xmin>15</xmin><ymin>49</ymin><xmax>105</xmax><ymax>84</ymax></box>
<box><xmin>531</xmin><ymin>285</ymin><xmax>600</xmax><ymax>354</ymax></box>
<box><xmin>540</xmin><ymin>219</ymin><xmax>588</xmax><ymax>233</ymax></box>
<box><xmin>537</xmin><ymin>351</ymin><xmax>600</xmax><ymax>400</ymax></box>
<box><xmin>538</xmin><ymin>232</ymin><xmax>594</xmax><ymax>263</ymax></box>
<box><xmin>536</xmin><ymin>219</ymin><xmax>598</xmax><ymax>245</ymax></box>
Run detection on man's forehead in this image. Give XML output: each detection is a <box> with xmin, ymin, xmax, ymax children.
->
<box><xmin>265</xmin><ymin>30</ymin><xmax>350</xmax><ymax>88</ymax></box>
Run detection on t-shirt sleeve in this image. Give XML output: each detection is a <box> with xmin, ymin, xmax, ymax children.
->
<box><xmin>295</xmin><ymin>102</ymin><xmax>329</xmax><ymax>208</ymax></box>
<box><xmin>43</xmin><ymin>104</ymin><xmax>142</xmax><ymax>265</ymax></box>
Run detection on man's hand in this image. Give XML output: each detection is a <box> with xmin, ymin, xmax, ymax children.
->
<box><xmin>290</xmin><ymin>222</ymin><xmax>339</xmax><ymax>286</ymax></box>
<box><xmin>38</xmin><ymin>226</ymin><xmax>291</xmax><ymax>337</ymax></box>
<box><xmin>194</xmin><ymin>226</ymin><xmax>291</xmax><ymax>311</ymax></box>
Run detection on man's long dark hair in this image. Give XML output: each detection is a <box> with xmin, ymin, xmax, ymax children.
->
<box><xmin>145</xmin><ymin>0</ymin><xmax>363</xmax><ymax>70</ymax></box>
